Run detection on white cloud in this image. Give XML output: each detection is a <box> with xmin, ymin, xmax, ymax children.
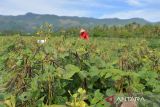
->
<box><xmin>124</xmin><ymin>0</ymin><xmax>160</xmax><ymax>6</ymax></box>
<box><xmin>126</xmin><ymin>0</ymin><xmax>143</xmax><ymax>6</ymax></box>
<box><xmin>100</xmin><ymin>9</ymin><xmax>160</xmax><ymax>22</ymax></box>
<box><xmin>0</xmin><ymin>0</ymin><xmax>160</xmax><ymax>22</ymax></box>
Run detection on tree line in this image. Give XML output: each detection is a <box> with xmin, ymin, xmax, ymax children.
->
<box><xmin>0</xmin><ymin>22</ymin><xmax>160</xmax><ymax>38</ymax></box>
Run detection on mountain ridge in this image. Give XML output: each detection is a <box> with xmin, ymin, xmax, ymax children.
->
<box><xmin>0</xmin><ymin>12</ymin><xmax>158</xmax><ymax>33</ymax></box>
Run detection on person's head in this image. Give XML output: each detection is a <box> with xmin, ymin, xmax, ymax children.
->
<box><xmin>80</xmin><ymin>28</ymin><xmax>85</xmax><ymax>33</ymax></box>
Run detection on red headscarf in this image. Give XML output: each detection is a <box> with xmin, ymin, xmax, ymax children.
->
<box><xmin>80</xmin><ymin>28</ymin><xmax>89</xmax><ymax>40</ymax></box>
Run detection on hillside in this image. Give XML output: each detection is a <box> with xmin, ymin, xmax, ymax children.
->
<box><xmin>0</xmin><ymin>12</ymin><xmax>152</xmax><ymax>32</ymax></box>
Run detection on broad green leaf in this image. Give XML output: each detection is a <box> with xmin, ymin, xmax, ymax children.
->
<box><xmin>91</xmin><ymin>90</ymin><xmax>104</xmax><ymax>104</ymax></box>
<box><xmin>106</xmin><ymin>88</ymin><xmax>116</xmax><ymax>96</ymax></box>
<box><xmin>105</xmin><ymin>73</ymin><xmax>112</xmax><ymax>79</ymax></box>
<box><xmin>19</xmin><ymin>92</ymin><xmax>31</xmax><ymax>102</ymax></box>
<box><xmin>88</xmin><ymin>66</ymin><xmax>100</xmax><ymax>77</ymax></box>
<box><xmin>62</xmin><ymin>64</ymin><xmax>80</xmax><ymax>79</ymax></box>
<box><xmin>78</xmin><ymin>70</ymin><xmax>88</xmax><ymax>80</ymax></box>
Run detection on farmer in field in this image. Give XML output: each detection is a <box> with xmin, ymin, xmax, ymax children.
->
<box><xmin>80</xmin><ymin>28</ymin><xmax>89</xmax><ymax>40</ymax></box>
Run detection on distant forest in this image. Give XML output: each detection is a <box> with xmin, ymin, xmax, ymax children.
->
<box><xmin>0</xmin><ymin>22</ymin><xmax>160</xmax><ymax>38</ymax></box>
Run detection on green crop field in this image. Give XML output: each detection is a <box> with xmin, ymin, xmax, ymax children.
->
<box><xmin>0</xmin><ymin>34</ymin><xmax>160</xmax><ymax>107</ymax></box>
<box><xmin>0</xmin><ymin>0</ymin><xmax>160</xmax><ymax>106</ymax></box>
<box><xmin>0</xmin><ymin>20</ymin><xmax>159</xmax><ymax>107</ymax></box>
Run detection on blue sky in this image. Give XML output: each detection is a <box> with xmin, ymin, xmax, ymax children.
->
<box><xmin>0</xmin><ymin>0</ymin><xmax>160</xmax><ymax>22</ymax></box>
